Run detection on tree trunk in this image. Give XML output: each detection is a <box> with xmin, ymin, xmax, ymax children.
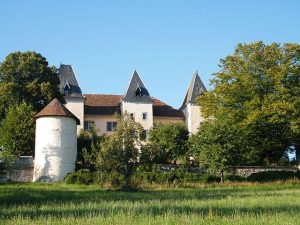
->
<box><xmin>220</xmin><ymin>170</ymin><xmax>224</xmax><ymax>183</ymax></box>
<box><xmin>124</xmin><ymin>164</ymin><xmax>130</xmax><ymax>190</ymax></box>
<box><xmin>295</xmin><ymin>144</ymin><xmax>300</xmax><ymax>163</ymax></box>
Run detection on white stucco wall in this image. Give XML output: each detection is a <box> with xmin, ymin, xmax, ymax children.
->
<box><xmin>84</xmin><ymin>115</ymin><xmax>117</xmax><ymax>135</ymax></box>
<box><xmin>184</xmin><ymin>103</ymin><xmax>204</xmax><ymax>134</ymax></box>
<box><xmin>33</xmin><ymin>116</ymin><xmax>77</xmax><ymax>182</ymax></box>
<box><xmin>64</xmin><ymin>97</ymin><xmax>84</xmax><ymax>133</ymax></box>
<box><xmin>121</xmin><ymin>101</ymin><xmax>153</xmax><ymax>130</ymax></box>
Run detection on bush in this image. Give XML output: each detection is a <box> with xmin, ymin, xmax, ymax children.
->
<box><xmin>247</xmin><ymin>170</ymin><xmax>297</xmax><ymax>182</ymax></box>
<box><xmin>200</xmin><ymin>173</ymin><xmax>221</xmax><ymax>183</ymax></box>
<box><xmin>64</xmin><ymin>169</ymin><xmax>95</xmax><ymax>185</ymax></box>
<box><xmin>225</xmin><ymin>174</ymin><xmax>247</xmax><ymax>182</ymax></box>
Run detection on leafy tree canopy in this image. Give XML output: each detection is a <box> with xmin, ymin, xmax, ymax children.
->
<box><xmin>145</xmin><ymin>122</ymin><xmax>189</xmax><ymax>165</ymax></box>
<box><xmin>0</xmin><ymin>51</ymin><xmax>63</xmax><ymax>120</ymax></box>
<box><xmin>93</xmin><ymin>114</ymin><xmax>143</xmax><ymax>190</ymax></box>
<box><xmin>0</xmin><ymin>102</ymin><xmax>35</xmax><ymax>163</ymax></box>
<box><xmin>198</xmin><ymin>42</ymin><xmax>300</xmax><ymax>164</ymax></box>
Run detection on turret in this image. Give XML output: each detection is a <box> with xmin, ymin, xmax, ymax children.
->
<box><xmin>33</xmin><ymin>98</ymin><xmax>79</xmax><ymax>182</ymax></box>
<box><xmin>181</xmin><ymin>71</ymin><xmax>206</xmax><ymax>134</ymax></box>
<box><xmin>59</xmin><ymin>64</ymin><xmax>85</xmax><ymax>133</ymax></box>
<box><xmin>122</xmin><ymin>70</ymin><xmax>153</xmax><ymax>132</ymax></box>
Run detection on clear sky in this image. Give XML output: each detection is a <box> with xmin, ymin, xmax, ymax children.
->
<box><xmin>0</xmin><ymin>0</ymin><xmax>299</xmax><ymax>108</ymax></box>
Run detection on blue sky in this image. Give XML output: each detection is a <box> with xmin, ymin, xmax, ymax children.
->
<box><xmin>0</xmin><ymin>0</ymin><xmax>299</xmax><ymax>108</ymax></box>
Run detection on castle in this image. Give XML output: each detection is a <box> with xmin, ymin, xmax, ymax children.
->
<box><xmin>58</xmin><ymin>64</ymin><xmax>207</xmax><ymax>135</ymax></box>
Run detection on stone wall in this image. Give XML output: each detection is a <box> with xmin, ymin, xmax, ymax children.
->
<box><xmin>233</xmin><ymin>166</ymin><xmax>298</xmax><ymax>177</ymax></box>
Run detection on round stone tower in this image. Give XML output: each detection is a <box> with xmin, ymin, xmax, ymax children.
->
<box><xmin>33</xmin><ymin>98</ymin><xmax>80</xmax><ymax>182</ymax></box>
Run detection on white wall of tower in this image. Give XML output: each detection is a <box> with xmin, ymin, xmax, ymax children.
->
<box><xmin>121</xmin><ymin>101</ymin><xmax>153</xmax><ymax>130</ymax></box>
<box><xmin>33</xmin><ymin>116</ymin><xmax>77</xmax><ymax>182</ymax></box>
<box><xmin>64</xmin><ymin>97</ymin><xmax>84</xmax><ymax>133</ymax></box>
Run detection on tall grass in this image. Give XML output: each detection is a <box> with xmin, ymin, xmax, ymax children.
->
<box><xmin>1</xmin><ymin>182</ymin><xmax>300</xmax><ymax>225</ymax></box>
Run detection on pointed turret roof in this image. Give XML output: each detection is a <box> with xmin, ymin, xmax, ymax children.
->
<box><xmin>34</xmin><ymin>98</ymin><xmax>80</xmax><ymax>124</ymax></box>
<box><xmin>181</xmin><ymin>71</ymin><xmax>207</xmax><ymax>108</ymax></box>
<box><xmin>59</xmin><ymin>64</ymin><xmax>83</xmax><ymax>98</ymax></box>
<box><xmin>123</xmin><ymin>70</ymin><xmax>152</xmax><ymax>103</ymax></box>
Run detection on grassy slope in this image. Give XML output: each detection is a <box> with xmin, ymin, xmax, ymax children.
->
<box><xmin>0</xmin><ymin>182</ymin><xmax>300</xmax><ymax>225</ymax></box>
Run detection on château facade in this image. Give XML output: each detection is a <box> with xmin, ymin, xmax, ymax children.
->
<box><xmin>58</xmin><ymin>64</ymin><xmax>207</xmax><ymax>136</ymax></box>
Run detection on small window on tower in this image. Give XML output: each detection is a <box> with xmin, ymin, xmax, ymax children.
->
<box><xmin>141</xmin><ymin>130</ymin><xmax>147</xmax><ymax>141</ymax></box>
<box><xmin>142</xmin><ymin>112</ymin><xmax>147</xmax><ymax>120</ymax></box>
<box><xmin>130</xmin><ymin>113</ymin><xmax>134</xmax><ymax>120</ymax></box>
<box><xmin>64</xmin><ymin>82</ymin><xmax>71</xmax><ymax>96</ymax></box>
<box><xmin>135</xmin><ymin>85</ymin><xmax>142</xmax><ymax>96</ymax></box>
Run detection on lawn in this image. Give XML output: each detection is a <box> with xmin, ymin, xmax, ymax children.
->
<box><xmin>0</xmin><ymin>182</ymin><xmax>300</xmax><ymax>225</ymax></box>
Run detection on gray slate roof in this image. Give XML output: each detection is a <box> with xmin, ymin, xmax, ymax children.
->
<box><xmin>123</xmin><ymin>70</ymin><xmax>152</xmax><ymax>103</ymax></box>
<box><xmin>59</xmin><ymin>64</ymin><xmax>83</xmax><ymax>98</ymax></box>
<box><xmin>181</xmin><ymin>71</ymin><xmax>207</xmax><ymax>108</ymax></box>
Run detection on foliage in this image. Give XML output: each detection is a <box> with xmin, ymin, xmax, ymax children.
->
<box><xmin>0</xmin><ymin>102</ymin><xmax>35</xmax><ymax>162</ymax></box>
<box><xmin>78</xmin><ymin>125</ymin><xmax>104</xmax><ymax>164</ymax></box>
<box><xmin>64</xmin><ymin>169</ymin><xmax>95</xmax><ymax>185</ymax></box>
<box><xmin>198</xmin><ymin>42</ymin><xmax>300</xmax><ymax>164</ymax></box>
<box><xmin>0</xmin><ymin>51</ymin><xmax>64</xmax><ymax>120</ymax></box>
<box><xmin>134</xmin><ymin>165</ymin><xmax>204</xmax><ymax>185</ymax></box>
<box><xmin>189</xmin><ymin>119</ymin><xmax>242</xmax><ymax>182</ymax></box>
<box><xmin>94</xmin><ymin>113</ymin><xmax>143</xmax><ymax>190</ymax></box>
<box><xmin>144</xmin><ymin>122</ymin><xmax>189</xmax><ymax>165</ymax></box>
<box><xmin>247</xmin><ymin>170</ymin><xmax>299</xmax><ymax>182</ymax></box>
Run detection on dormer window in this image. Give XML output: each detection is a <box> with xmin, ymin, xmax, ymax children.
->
<box><xmin>135</xmin><ymin>84</ymin><xmax>142</xmax><ymax>96</ymax></box>
<box><xmin>64</xmin><ymin>82</ymin><xmax>71</xmax><ymax>96</ymax></box>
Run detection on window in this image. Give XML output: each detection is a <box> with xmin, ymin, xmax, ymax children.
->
<box><xmin>142</xmin><ymin>112</ymin><xmax>147</xmax><ymax>120</ymax></box>
<box><xmin>130</xmin><ymin>113</ymin><xmax>134</xmax><ymax>120</ymax></box>
<box><xmin>141</xmin><ymin>130</ymin><xmax>147</xmax><ymax>141</ymax></box>
<box><xmin>84</xmin><ymin>121</ymin><xmax>94</xmax><ymax>131</ymax></box>
<box><xmin>107</xmin><ymin>122</ymin><xmax>117</xmax><ymax>132</ymax></box>
<box><xmin>63</xmin><ymin>82</ymin><xmax>70</xmax><ymax>96</ymax></box>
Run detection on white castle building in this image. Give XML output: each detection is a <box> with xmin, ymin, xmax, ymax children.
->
<box><xmin>58</xmin><ymin>64</ymin><xmax>207</xmax><ymax>135</ymax></box>
<box><xmin>32</xmin><ymin>65</ymin><xmax>207</xmax><ymax>182</ymax></box>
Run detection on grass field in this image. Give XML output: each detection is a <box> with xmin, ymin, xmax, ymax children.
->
<box><xmin>1</xmin><ymin>182</ymin><xmax>300</xmax><ymax>225</ymax></box>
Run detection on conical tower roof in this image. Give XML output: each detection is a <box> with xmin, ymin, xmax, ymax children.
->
<box><xmin>59</xmin><ymin>64</ymin><xmax>83</xmax><ymax>98</ymax></box>
<box><xmin>181</xmin><ymin>71</ymin><xmax>207</xmax><ymax>108</ymax></box>
<box><xmin>123</xmin><ymin>70</ymin><xmax>152</xmax><ymax>103</ymax></box>
<box><xmin>34</xmin><ymin>98</ymin><xmax>80</xmax><ymax>124</ymax></box>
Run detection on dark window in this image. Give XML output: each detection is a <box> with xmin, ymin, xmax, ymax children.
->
<box><xmin>141</xmin><ymin>130</ymin><xmax>147</xmax><ymax>141</ymax></box>
<box><xmin>107</xmin><ymin>122</ymin><xmax>117</xmax><ymax>132</ymax></box>
<box><xmin>64</xmin><ymin>83</ymin><xmax>70</xmax><ymax>96</ymax></box>
<box><xmin>142</xmin><ymin>112</ymin><xmax>147</xmax><ymax>120</ymax></box>
<box><xmin>130</xmin><ymin>113</ymin><xmax>134</xmax><ymax>120</ymax></box>
<box><xmin>84</xmin><ymin>121</ymin><xmax>94</xmax><ymax>131</ymax></box>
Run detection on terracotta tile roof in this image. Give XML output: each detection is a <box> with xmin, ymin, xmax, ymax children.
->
<box><xmin>83</xmin><ymin>94</ymin><xmax>184</xmax><ymax>118</ymax></box>
<box><xmin>34</xmin><ymin>98</ymin><xmax>80</xmax><ymax>124</ymax></box>
<box><xmin>152</xmin><ymin>98</ymin><xmax>184</xmax><ymax>118</ymax></box>
<box><xmin>84</xmin><ymin>94</ymin><xmax>122</xmax><ymax>115</ymax></box>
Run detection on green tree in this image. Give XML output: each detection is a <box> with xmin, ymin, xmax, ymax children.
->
<box><xmin>0</xmin><ymin>102</ymin><xmax>35</xmax><ymax>163</ymax></box>
<box><xmin>145</xmin><ymin>122</ymin><xmax>189</xmax><ymax>165</ymax></box>
<box><xmin>189</xmin><ymin>120</ymin><xmax>242</xmax><ymax>183</ymax></box>
<box><xmin>0</xmin><ymin>51</ymin><xmax>63</xmax><ymax>120</ymax></box>
<box><xmin>78</xmin><ymin>124</ymin><xmax>104</xmax><ymax>165</ymax></box>
<box><xmin>198</xmin><ymin>42</ymin><xmax>300</xmax><ymax>165</ymax></box>
<box><xmin>95</xmin><ymin>114</ymin><xmax>143</xmax><ymax>190</ymax></box>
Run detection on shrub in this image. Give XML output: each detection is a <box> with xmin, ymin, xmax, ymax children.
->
<box><xmin>200</xmin><ymin>173</ymin><xmax>221</xmax><ymax>183</ymax></box>
<box><xmin>225</xmin><ymin>174</ymin><xmax>247</xmax><ymax>182</ymax></box>
<box><xmin>247</xmin><ymin>170</ymin><xmax>297</xmax><ymax>182</ymax></box>
<box><xmin>64</xmin><ymin>169</ymin><xmax>95</xmax><ymax>185</ymax></box>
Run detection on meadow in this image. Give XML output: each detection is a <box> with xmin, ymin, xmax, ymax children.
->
<box><xmin>0</xmin><ymin>182</ymin><xmax>300</xmax><ymax>225</ymax></box>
